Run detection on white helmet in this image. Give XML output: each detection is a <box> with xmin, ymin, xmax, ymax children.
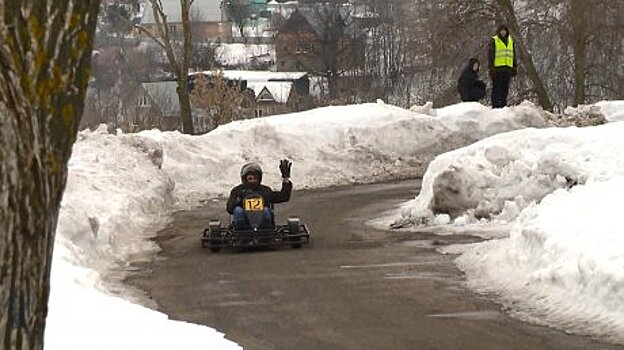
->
<box><xmin>240</xmin><ymin>163</ymin><xmax>263</xmax><ymax>183</ymax></box>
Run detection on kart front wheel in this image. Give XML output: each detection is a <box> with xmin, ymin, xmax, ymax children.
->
<box><xmin>288</xmin><ymin>218</ymin><xmax>302</xmax><ymax>249</ymax></box>
<box><xmin>209</xmin><ymin>220</ymin><xmax>222</xmax><ymax>252</ymax></box>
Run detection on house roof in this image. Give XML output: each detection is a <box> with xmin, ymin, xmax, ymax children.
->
<box><xmin>215</xmin><ymin>44</ymin><xmax>275</xmax><ymax>67</ymax></box>
<box><xmin>142</xmin><ymin>81</ymin><xmax>180</xmax><ymax>116</ymax></box>
<box><xmin>267</xmin><ymin>0</ymin><xmax>298</xmax><ymax>18</ymax></box>
<box><xmin>192</xmin><ymin>70</ymin><xmax>308</xmax><ymax>82</ymax></box>
<box><xmin>267</xmin><ymin>0</ymin><xmax>298</xmax><ymax>4</ymax></box>
<box><xmin>247</xmin><ymin>81</ymin><xmax>293</xmax><ymax>103</ymax></box>
<box><xmin>141</xmin><ymin>0</ymin><xmax>224</xmax><ymax>25</ymax></box>
<box><xmin>279</xmin><ymin>5</ymin><xmax>365</xmax><ymax>39</ymax></box>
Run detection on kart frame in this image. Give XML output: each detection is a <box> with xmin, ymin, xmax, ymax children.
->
<box><xmin>201</xmin><ymin>218</ymin><xmax>311</xmax><ymax>252</ymax></box>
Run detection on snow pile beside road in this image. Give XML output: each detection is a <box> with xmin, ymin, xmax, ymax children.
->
<box><xmin>49</xmin><ymin>101</ymin><xmax>550</xmax><ymax>349</ymax></box>
<box><xmin>435</xmin><ymin>100</ymin><xmax>547</xmax><ymax>140</ymax></box>
<box><xmin>390</xmin><ymin>104</ymin><xmax>624</xmax><ymax>343</ymax></box>
<box><xmin>448</xmin><ymin>178</ymin><xmax>624</xmax><ymax>343</ymax></box>
<box><xmin>58</xmin><ymin>126</ymin><xmax>172</xmax><ymax>274</ymax></box>
<box><xmin>46</xmin><ymin>243</ymin><xmax>241</xmax><ymax>350</ymax></box>
<box><xmin>215</xmin><ymin>43</ymin><xmax>274</xmax><ymax>68</ymax></box>
<box><xmin>49</xmin><ymin>126</ymin><xmax>241</xmax><ymax>349</ymax></box>
<box><xmin>394</xmin><ymin>122</ymin><xmax>624</xmax><ymax>227</ymax></box>
<box><xmin>57</xmin><ymin>102</ymin><xmax>550</xmax><ymax>278</ymax></box>
<box><xmin>595</xmin><ymin>100</ymin><xmax>624</xmax><ymax>122</ymax></box>
<box><xmin>139</xmin><ymin>101</ymin><xmax>548</xmax><ymax>205</ymax></box>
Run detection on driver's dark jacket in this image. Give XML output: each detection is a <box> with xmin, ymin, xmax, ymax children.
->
<box><xmin>226</xmin><ymin>180</ymin><xmax>292</xmax><ymax>214</ymax></box>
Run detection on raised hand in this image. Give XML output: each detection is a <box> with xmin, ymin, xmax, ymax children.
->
<box><xmin>279</xmin><ymin>159</ymin><xmax>292</xmax><ymax>178</ymax></box>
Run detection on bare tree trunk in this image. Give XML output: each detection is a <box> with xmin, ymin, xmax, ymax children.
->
<box><xmin>495</xmin><ymin>0</ymin><xmax>553</xmax><ymax>111</ymax></box>
<box><xmin>571</xmin><ymin>0</ymin><xmax>588</xmax><ymax>106</ymax></box>
<box><xmin>178</xmin><ymin>83</ymin><xmax>194</xmax><ymax>132</ymax></box>
<box><xmin>180</xmin><ymin>0</ymin><xmax>194</xmax><ymax>133</ymax></box>
<box><xmin>0</xmin><ymin>1</ymin><xmax>100</xmax><ymax>349</ymax></box>
<box><xmin>142</xmin><ymin>0</ymin><xmax>195</xmax><ymax>134</ymax></box>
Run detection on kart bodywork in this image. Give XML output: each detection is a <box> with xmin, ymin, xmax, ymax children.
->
<box><xmin>201</xmin><ymin>193</ymin><xmax>310</xmax><ymax>252</ymax></box>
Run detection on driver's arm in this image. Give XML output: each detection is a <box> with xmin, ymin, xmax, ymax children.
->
<box><xmin>270</xmin><ymin>179</ymin><xmax>292</xmax><ymax>204</ymax></box>
<box><xmin>226</xmin><ymin>187</ymin><xmax>243</xmax><ymax>214</ymax></box>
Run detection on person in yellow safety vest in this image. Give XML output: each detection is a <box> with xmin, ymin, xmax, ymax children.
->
<box><xmin>488</xmin><ymin>24</ymin><xmax>518</xmax><ymax>108</ymax></box>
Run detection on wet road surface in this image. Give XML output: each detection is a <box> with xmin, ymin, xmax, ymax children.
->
<box><xmin>127</xmin><ymin>181</ymin><xmax>622</xmax><ymax>350</ymax></box>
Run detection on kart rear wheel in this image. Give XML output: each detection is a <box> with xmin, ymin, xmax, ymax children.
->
<box><xmin>209</xmin><ymin>220</ymin><xmax>222</xmax><ymax>253</ymax></box>
<box><xmin>209</xmin><ymin>220</ymin><xmax>221</xmax><ymax>235</ymax></box>
<box><xmin>288</xmin><ymin>218</ymin><xmax>302</xmax><ymax>249</ymax></box>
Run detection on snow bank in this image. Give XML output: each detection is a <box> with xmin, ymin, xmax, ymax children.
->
<box><xmin>47</xmin><ymin>243</ymin><xmax>240</xmax><ymax>350</ymax></box>
<box><xmin>49</xmin><ymin>101</ymin><xmax>550</xmax><ymax>348</ymax></box>
<box><xmin>58</xmin><ymin>127</ymin><xmax>171</xmax><ymax>274</ymax></box>
<box><xmin>394</xmin><ymin>122</ymin><xmax>624</xmax><ymax>227</ymax></box>
<box><xmin>447</xmin><ymin>177</ymin><xmax>624</xmax><ymax>342</ymax></box>
<box><xmin>595</xmin><ymin>100</ymin><xmax>624</xmax><ymax>122</ymax></box>
<box><xmin>390</xmin><ymin>102</ymin><xmax>624</xmax><ymax>343</ymax></box>
<box><xmin>216</xmin><ymin>43</ymin><xmax>275</xmax><ymax>68</ymax></box>
<box><xmin>139</xmin><ymin>101</ymin><xmax>548</xmax><ymax>205</ymax></box>
<box><xmin>49</xmin><ymin>126</ymin><xmax>240</xmax><ymax>349</ymax></box>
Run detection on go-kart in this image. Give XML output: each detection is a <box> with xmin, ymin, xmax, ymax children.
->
<box><xmin>201</xmin><ymin>193</ymin><xmax>311</xmax><ymax>252</ymax></box>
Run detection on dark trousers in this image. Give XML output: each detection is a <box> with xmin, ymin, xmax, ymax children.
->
<box><xmin>233</xmin><ymin>206</ymin><xmax>273</xmax><ymax>228</ymax></box>
<box><xmin>491</xmin><ymin>70</ymin><xmax>512</xmax><ymax>108</ymax></box>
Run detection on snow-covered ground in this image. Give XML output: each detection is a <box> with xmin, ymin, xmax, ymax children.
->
<box><xmin>215</xmin><ymin>43</ymin><xmax>275</xmax><ymax>68</ymax></box>
<box><xmin>596</xmin><ymin>100</ymin><xmax>624</xmax><ymax>122</ymax></box>
<box><xmin>47</xmin><ymin>100</ymin><xmax>623</xmax><ymax>348</ymax></box>
<box><xmin>387</xmin><ymin>101</ymin><xmax>624</xmax><ymax>343</ymax></box>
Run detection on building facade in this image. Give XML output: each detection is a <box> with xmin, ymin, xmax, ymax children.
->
<box><xmin>274</xmin><ymin>7</ymin><xmax>365</xmax><ymax>74</ymax></box>
<box><xmin>141</xmin><ymin>0</ymin><xmax>232</xmax><ymax>42</ymax></box>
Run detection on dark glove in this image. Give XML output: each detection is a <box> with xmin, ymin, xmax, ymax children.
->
<box><xmin>511</xmin><ymin>68</ymin><xmax>517</xmax><ymax>77</ymax></box>
<box><xmin>488</xmin><ymin>67</ymin><xmax>496</xmax><ymax>79</ymax></box>
<box><xmin>279</xmin><ymin>159</ymin><xmax>292</xmax><ymax>178</ymax></box>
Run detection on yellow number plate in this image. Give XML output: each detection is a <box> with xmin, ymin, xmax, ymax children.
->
<box><xmin>244</xmin><ymin>198</ymin><xmax>264</xmax><ymax>211</ymax></box>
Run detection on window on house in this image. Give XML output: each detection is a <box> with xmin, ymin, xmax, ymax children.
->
<box><xmin>138</xmin><ymin>95</ymin><xmax>150</xmax><ymax>107</ymax></box>
<box><xmin>169</xmin><ymin>25</ymin><xmax>176</xmax><ymax>34</ymax></box>
<box><xmin>296</xmin><ymin>45</ymin><xmax>302</xmax><ymax>53</ymax></box>
<box><xmin>283</xmin><ymin>45</ymin><xmax>288</xmax><ymax>52</ymax></box>
<box><xmin>255</xmin><ymin>109</ymin><xmax>263</xmax><ymax>118</ymax></box>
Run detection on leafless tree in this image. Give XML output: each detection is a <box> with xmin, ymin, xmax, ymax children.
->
<box><xmin>103</xmin><ymin>3</ymin><xmax>134</xmax><ymax>37</ymax></box>
<box><xmin>270</xmin><ymin>11</ymin><xmax>288</xmax><ymax>31</ymax></box>
<box><xmin>285</xmin><ymin>4</ymin><xmax>366</xmax><ymax>99</ymax></box>
<box><xmin>190</xmin><ymin>8</ymin><xmax>218</xmax><ymax>70</ymax></box>
<box><xmin>131</xmin><ymin>84</ymin><xmax>177</xmax><ymax>131</ymax></box>
<box><xmin>404</xmin><ymin>0</ymin><xmax>622</xmax><ymax>110</ymax></box>
<box><xmin>522</xmin><ymin>0</ymin><xmax>623</xmax><ymax>108</ymax></box>
<box><xmin>0</xmin><ymin>1</ymin><xmax>100</xmax><ymax>348</ymax></box>
<box><xmin>226</xmin><ymin>0</ymin><xmax>252</xmax><ymax>41</ymax></box>
<box><xmin>495</xmin><ymin>0</ymin><xmax>553</xmax><ymax>110</ymax></box>
<box><xmin>136</xmin><ymin>0</ymin><xmax>195</xmax><ymax>134</ymax></box>
<box><xmin>190</xmin><ymin>73</ymin><xmax>253</xmax><ymax>128</ymax></box>
<box><xmin>300</xmin><ymin>0</ymin><xmax>621</xmax><ymax>109</ymax></box>
<box><xmin>361</xmin><ymin>1</ymin><xmax>417</xmax><ymax>105</ymax></box>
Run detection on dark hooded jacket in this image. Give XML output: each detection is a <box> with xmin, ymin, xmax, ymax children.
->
<box><xmin>457</xmin><ymin>58</ymin><xmax>486</xmax><ymax>102</ymax></box>
<box><xmin>226</xmin><ymin>164</ymin><xmax>292</xmax><ymax>214</ymax></box>
<box><xmin>488</xmin><ymin>24</ymin><xmax>518</xmax><ymax>74</ymax></box>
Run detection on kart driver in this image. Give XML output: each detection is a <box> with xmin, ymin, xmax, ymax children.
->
<box><xmin>226</xmin><ymin>160</ymin><xmax>292</xmax><ymax>228</ymax></box>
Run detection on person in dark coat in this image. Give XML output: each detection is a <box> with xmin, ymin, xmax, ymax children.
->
<box><xmin>226</xmin><ymin>160</ymin><xmax>292</xmax><ymax>228</ymax></box>
<box><xmin>488</xmin><ymin>24</ymin><xmax>518</xmax><ymax>108</ymax></box>
<box><xmin>457</xmin><ymin>57</ymin><xmax>486</xmax><ymax>102</ymax></box>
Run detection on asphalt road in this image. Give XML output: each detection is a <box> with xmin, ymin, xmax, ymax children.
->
<box><xmin>127</xmin><ymin>181</ymin><xmax>622</xmax><ymax>350</ymax></box>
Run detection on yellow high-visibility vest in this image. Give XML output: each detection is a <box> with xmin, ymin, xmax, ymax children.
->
<box><xmin>493</xmin><ymin>35</ymin><xmax>514</xmax><ymax>68</ymax></box>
